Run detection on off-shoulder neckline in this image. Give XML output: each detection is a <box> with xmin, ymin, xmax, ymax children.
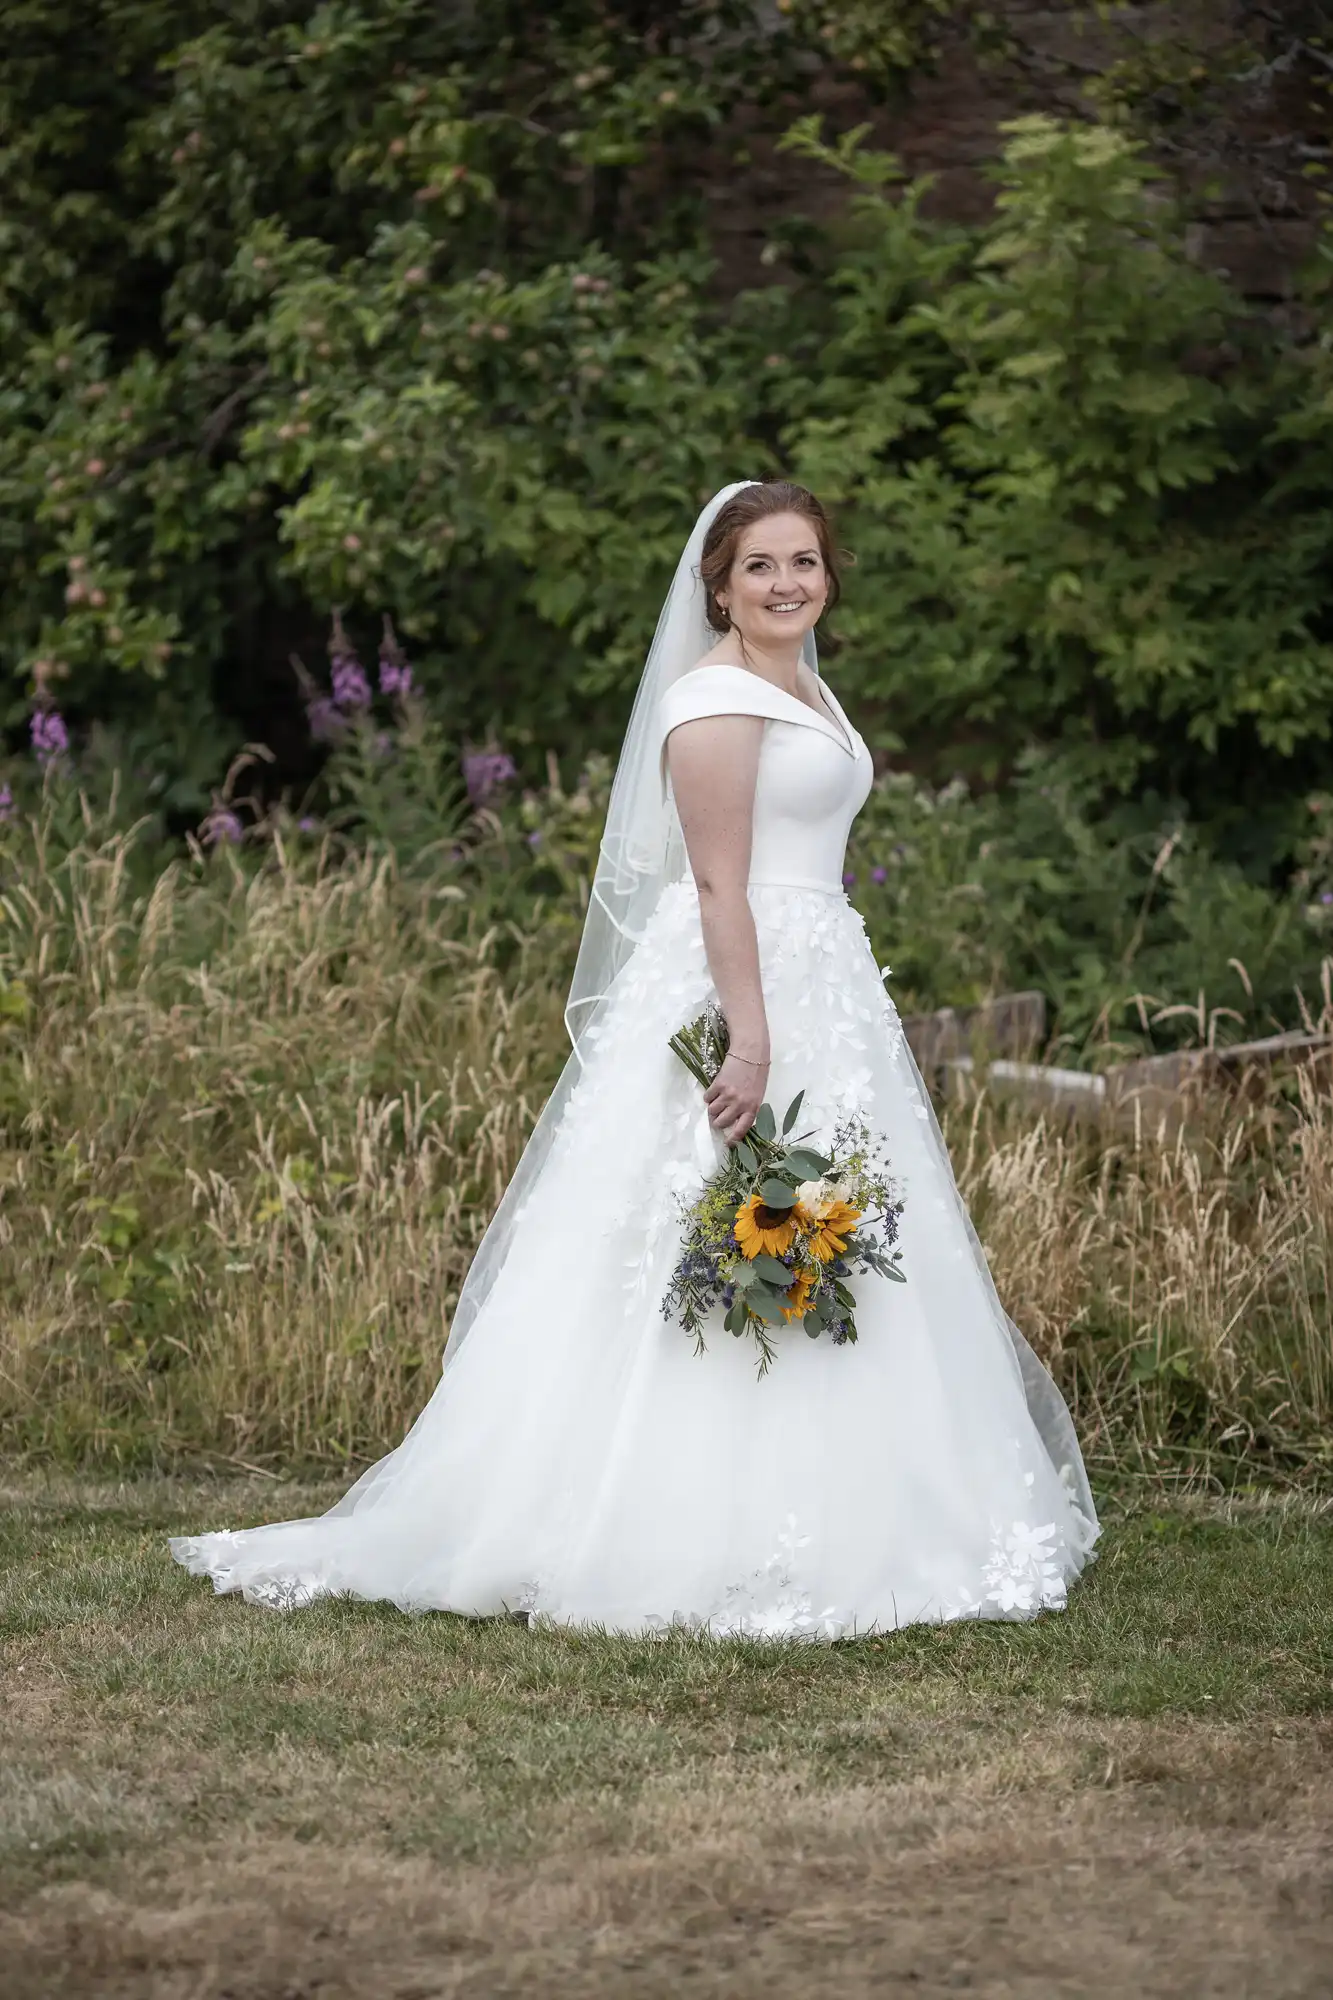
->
<box><xmin>669</xmin><ymin>660</ymin><xmax>857</xmax><ymax>758</ymax></box>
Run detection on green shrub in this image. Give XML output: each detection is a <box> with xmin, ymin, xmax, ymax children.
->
<box><xmin>844</xmin><ymin>753</ymin><xmax>1331</xmax><ymax>1053</ymax></box>
<box><xmin>780</xmin><ymin>117</ymin><xmax>1333</xmax><ymax>862</ymax></box>
<box><xmin>5</xmin><ymin>8</ymin><xmax>1332</xmax><ymax>861</ymax></box>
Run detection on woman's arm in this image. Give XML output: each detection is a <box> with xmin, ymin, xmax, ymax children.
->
<box><xmin>665</xmin><ymin>712</ymin><xmax>770</xmax><ymax>1145</ymax></box>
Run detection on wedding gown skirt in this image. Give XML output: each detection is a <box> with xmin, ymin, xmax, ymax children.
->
<box><xmin>173</xmin><ymin>879</ymin><xmax>1100</xmax><ymax>1636</ymax></box>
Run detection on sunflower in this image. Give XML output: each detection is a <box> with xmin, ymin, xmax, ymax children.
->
<box><xmin>734</xmin><ymin>1192</ymin><xmax>800</xmax><ymax>1260</ymax></box>
<box><xmin>780</xmin><ymin>1265</ymin><xmax>817</xmax><ymax>1321</ymax></box>
<box><xmin>799</xmin><ymin>1198</ymin><xmax>862</xmax><ymax>1264</ymax></box>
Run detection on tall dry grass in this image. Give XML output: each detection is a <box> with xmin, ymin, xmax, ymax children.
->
<box><xmin>0</xmin><ymin>812</ymin><xmax>1329</xmax><ymax>1482</ymax></box>
<box><xmin>0</xmin><ymin>814</ymin><xmax>566</xmax><ymax>1467</ymax></box>
<box><xmin>955</xmin><ymin>1055</ymin><xmax>1333</xmax><ymax>1483</ymax></box>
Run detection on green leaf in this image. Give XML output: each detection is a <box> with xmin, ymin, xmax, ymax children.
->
<box><xmin>758</xmin><ymin>1178</ymin><xmax>797</xmax><ymax>1209</ymax></box>
<box><xmin>783</xmin><ymin>1149</ymin><xmax>832</xmax><ymax>1180</ymax></box>
<box><xmin>724</xmin><ymin>1300</ymin><xmax>748</xmax><ymax>1336</ymax></box>
<box><xmin>1130</xmin><ymin>1345</ymin><xmax>1194</xmax><ymax>1384</ymax></box>
<box><xmin>752</xmin><ymin>1253</ymin><xmax>793</xmax><ymax>1286</ymax></box>
<box><xmin>730</xmin><ymin>1262</ymin><xmax>757</xmax><ymax>1290</ymax></box>
<box><xmin>751</xmin><ymin>1103</ymin><xmax>776</xmax><ymax>1144</ymax></box>
<box><xmin>782</xmin><ymin>1090</ymin><xmax>804</xmax><ymax>1134</ymax></box>
<box><xmin>747</xmin><ymin>1285</ymin><xmax>790</xmax><ymax>1325</ymax></box>
<box><xmin>803</xmin><ymin>1311</ymin><xmax>823</xmax><ymax>1338</ymax></box>
<box><xmin>734</xmin><ymin>1139</ymin><xmax>758</xmax><ymax>1176</ymax></box>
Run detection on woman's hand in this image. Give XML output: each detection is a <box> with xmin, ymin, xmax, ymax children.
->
<box><xmin>705</xmin><ymin>1050</ymin><xmax>771</xmax><ymax>1148</ymax></box>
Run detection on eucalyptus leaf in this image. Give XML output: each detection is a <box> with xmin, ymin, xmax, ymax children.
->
<box><xmin>747</xmin><ymin>1286</ymin><xmax>790</xmax><ymax>1325</ymax></box>
<box><xmin>758</xmin><ymin>1178</ymin><xmax>798</xmax><ymax>1209</ymax></box>
<box><xmin>803</xmin><ymin>1312</ymin><xmax>823</xmax><ymax>1339</ymax></box>
<box><xmin>735</xmin><ymin>1140</ymin><xmax>758</xmax><ymax>1176</ymax></box>
<box><xmin>730</xmin><ymin>1262</ymin><xmax>757</xmax><ymax>1290</ymax></box>
<box><xmin>751</xmin><ymin>1102</ymin><xmax>776</xmax><ymax>1144</ymax></box>
<box><xmin>752</xmin><ymin>1253</ymin><xmax>793</xmax><ymax>1286</ymax></box>
<box><xmin>782</xmin><ymin>1090</ymin><xmax>805</xmax><ymax>1135</ymax></box>
<box><xmin>784</xmin><ymin>1149</ymin><xmax>832</xmax><ymax>1179</ymax></box>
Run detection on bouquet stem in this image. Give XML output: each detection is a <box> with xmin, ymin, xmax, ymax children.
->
<box><xmin>667</xmin><ymin>1002</ymin><xmax>731</xmax><ymax>1093</ymax></box>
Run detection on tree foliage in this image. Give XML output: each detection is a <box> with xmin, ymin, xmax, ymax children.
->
<box><xmin>2</xmin><ymin>0</ymin><xmax>830</xmax><ymax>784</ymax></box>
<box><xmin>782</xmin><ymin>115</ymin><xmax>1333</xmax><ymax>862</ymax></box>
<box><xmin>2</xmin><ymin>3</ymin><xmax>1332</xmax><ymax>862</ymax></box>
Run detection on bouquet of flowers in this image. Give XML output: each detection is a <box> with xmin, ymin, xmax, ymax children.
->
<box><xmin>662</xmin><ymin>1004</ymin><xmax>906</xmax><ymax>1374</ymax></box>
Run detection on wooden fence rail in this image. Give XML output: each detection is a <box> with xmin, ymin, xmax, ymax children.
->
<box><xmin>899</xmin><ymin>994</ymin><xmax>1332</xmax><ymax>1127</ymax></box>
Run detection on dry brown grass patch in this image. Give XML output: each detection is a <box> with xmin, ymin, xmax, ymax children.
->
<box><xmin>3</xmin><ymin>1721</ymin><xmax>1330</xmax><ymax>1999</ymax></box>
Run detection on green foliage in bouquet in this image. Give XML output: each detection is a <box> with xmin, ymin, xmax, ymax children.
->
<box><xmin>663</xmin><ymin>1006</ymin><xmax>905</xmax><ymax>1375</ymax></box>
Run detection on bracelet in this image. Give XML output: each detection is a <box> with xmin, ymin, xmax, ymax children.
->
<box><xmin>727</xmin><ymin>1051</ymin><xmax>770</xmax><ymax>1067</ymax></box>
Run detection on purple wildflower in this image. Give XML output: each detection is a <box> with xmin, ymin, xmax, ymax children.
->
<box><xmin>378</xmin><ymin>615</ymin><xmax>413</xmax><ymax>699</ymax></box>
<box><xmin>306</xmin><ymin>692</ymin><xmax>343</xmax><ymax>743</ymax></box>
<box><xmin>1321</xmin><ymin>891</ymin><xmax>1333</xmax><ymax>907</ymax></box>
<box><xmin>379</xmin><ymin>654</ymin><xmax>413</xmax><ymax>698</ymax></box>
<box><xmin>526</xmin><ymin>829</ymin><xmax>542</xmax><ymax>847</ymax></box>
<box><xmin>331</xmin><ymin>651</ymin><xmax>372</xmax><ymax>711</ymax></box>
<box><xmin>31</xmin><ymin>708</ymin><xmax>69</xmax><ymax>767</ymax></box>
<box><xmin>201</xmin><ymin>804</ymin><xmax>243</xmax><ymax>848</ymax></box>
<box><xmin>0</xmin><ymin>783</ymin><xmax>13</xmax><ymax>823</ymax></box>
<box><xmin>327</xmin><ymin>610</ymin><xmax>371</xmax><ymax>712</ymax></box>
<box><xmin>463</xmin><ymin>747</ymin><xmax>518</xmax><ymax>807</ymax></box>
<box><xmin>842</xmin><ymin>869</ymin><xmax>856</xmax><ymax>887</ymax></box>
<box><xmin>871</xmin><ymin>865</ymin><xmax>888</xmax><ymax>885</ymax></box>
<box><xmin>298</xmin><ymin>815</ymin><xmax>319</xmax><ymax>833</ymax></box>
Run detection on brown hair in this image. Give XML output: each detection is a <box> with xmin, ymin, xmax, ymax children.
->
<box><xmin>698</xmin><ymin>479</ymin><xmax>843</xmax><ymax>634</ymax></box>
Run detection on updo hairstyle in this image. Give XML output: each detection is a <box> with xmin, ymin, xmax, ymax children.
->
<box><xmin>698</xmin><ymin>479</ymin><xmax>843</xmax><ymax>635</ymax></box>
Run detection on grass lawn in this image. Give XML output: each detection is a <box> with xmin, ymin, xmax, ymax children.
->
<box><xmin>1</xmin><ymin>1475</ymin><xmax>1331</xmax><ymax>1998</ymax></box>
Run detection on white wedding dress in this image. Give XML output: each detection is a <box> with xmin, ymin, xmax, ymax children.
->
<box><xmin>172</xmin><ymin>661</ymin><xmax>1100</xmax><ymax>1636</ymax></box>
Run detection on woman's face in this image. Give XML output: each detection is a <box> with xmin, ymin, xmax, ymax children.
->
<box><xmin>718</xmin><ymin>511</ymin><xmax>828</xmax><ymax>650</ymax></box>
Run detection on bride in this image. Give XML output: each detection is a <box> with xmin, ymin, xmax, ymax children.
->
<box><xmin>172</xmin><ymin>479</ymin><xmax>1100</xmax><ymax>1636</ymax></box>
